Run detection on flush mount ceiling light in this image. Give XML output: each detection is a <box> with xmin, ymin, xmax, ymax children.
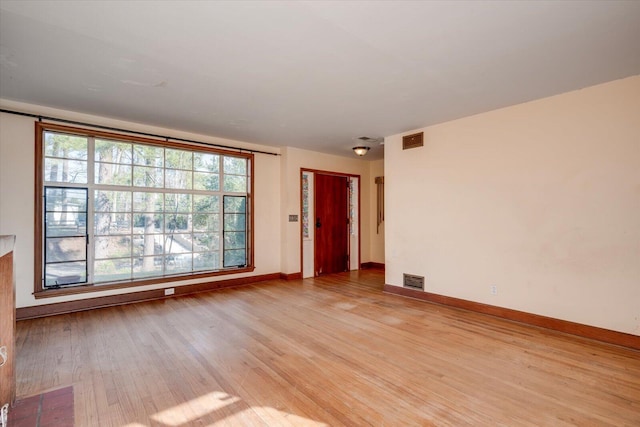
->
<box><xmin>353</xmin><ymin>146</ymin><xmax>371</xmax><ymax>156</ymax></box>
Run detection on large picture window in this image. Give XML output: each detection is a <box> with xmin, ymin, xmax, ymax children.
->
<box><xmin>35</xmin><ymin>123</ymin><xmax>253</xmax><ymax>294</ymax></box>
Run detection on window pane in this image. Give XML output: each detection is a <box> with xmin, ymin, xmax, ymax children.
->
<box><xmin>45</xmin><ymin>261</ymin><xmax>86</xmax><ymax>287</ymax></box>
<box><xmin>165</xmin><ymin>254</ymin><xmax>192</xmax><ymax>274</ymax></box>
<box><xmin>44</xmin><ymin>158</ymin><xmax>87</xmax><ymax>183</ymax></box>
<box><xmin>194</xmin><ymin>195</ymin><xmax>219</xmax><ymax>213</ymax></box>
<box><xmin>94</xmin><ymin>258</ymin><xmax>132</xmax><ymax>283</ymax></box>
<box><xmin>194</xmin><ymin>153</ymin><xmax>219</xmax><ymax>172</ymax></box>
<box><xmin>44</xmin><ymin>132</ymin><xmax>87</xmax><ymax>160</ymax></box>
<box><xmin>223</xmin><ymin>249</ymin><xmax>246</xmax><ymax>267</ymax></box>
<box><xmin>45</xmin><ymin>188</ymin><xmax>87</xmax><ymax>212</ymax></box>
<box><xmin>133</xmin><ymin>145</ymin><xmax>164</xmax><ymax>167</ymax></box>
<box><xmin>194</xmin><ymin>252</ymin><xmax>219</xmax><ymax>271</ymax></box>
<box><xmin>165</xmin><ymin>194</ymin><xmax>191</xmax><ymax>213</ymax></box>
<box><xmin>95</xmin><ymin>140</ymin><xmax>132</xmax><ymax>164</ymax></box>
<box><xmin>133</xmin><ymin>192</ymin><xmax>163</xmax><ymax>212</ymax></box>
<box><xmin>193</xmin><ymin>232</ymin><xmax>219</xmax><ymax>251</ymax></box>
<box><xmin>165</xmin><ymin>234</ymin><xmax>192</xmax><ymax>254</ymax></box>
<box><xmin>223</xmin><ymin>156</ymin><xmax>246</xmax><ymax>175</ymax></box>
<box><xmin>46</xmin><ymin>236</ymin><xmax>86</xmax><ymax>263</ymax></box>
<box><xmin>224</xmin><ymin>231</ymin><xmax>245</xmax><ymax>250</ymax></box>
<box><xmin>133</xmin><ymin>213</ymin><xmax>164</xmax><ymax>234</ymax></box>
<box><xmin>94</xmin><ymin>190</ymin><xmax>132</xmax><ymax>212</ymax></box>
<box><xmin>223</xmin><ymin>196</ymin><xmax>246</xmax><ymax>213</ymax></box>
<box><xmin>166</xmin><ymin>149</ymin><xmax>193</xmax><ymax>170</ymax></box>
<box><xmin>133</xmin><ymin>233</ymin><xmax>164</xmax><ymax>257</ymax></box>
<box><xmin>223</xmin><ymin>214</ymin><xmax>246</xmax><ymax>231</ymax></box>
<box><xmin>133</xmin><ymin>166</ymin><xmax>164</xmax><ymax>188</ymax></box>
<box><xmin>192</xmin><ymin>214</ymin><xmax>219</xmax><ymax>232</ymax></box>
<box><xmin>94</xmin><ymin>213</ymin><xmax>132</xmax><ymax>235</ymax></box>
<box><xmin>133</xmin><ymin>256</ymin><xmax>163</xmax><ymax>278</ymax></box>
<box><xmin>95</xmin><ymin>163</ymin><xmax>132</xmax><ymax>186</ymax></box>
<box><xmin>95</xmin><ymin>236</ymin><xmax>132</xmax><ymax>259</ymax></box>
<box><xmin>165</xmin><ymin>214</ymin><xmax>191</xmax><ymax>232</ymax></box>
<box><xmin>194</xmin><ymin>172</ymin><xmax>219</xmax><ymax>191</ymax></box>
<box><xmin>223</xmin><ymin>175</ymin><xmax>246</xmax><ymax>192</ymax></box>
<box><xmin>46</xmin><ymin>213</ymin><xmax>86</xmax><ymax>237</ymax></box>
<box><xmin>166</xmin><ymin>169</ymin><xmax>192</xmax><ymax>189</ymax></box>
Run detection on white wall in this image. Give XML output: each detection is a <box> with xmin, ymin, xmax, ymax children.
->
<box><xmin>0</xmin><ymin>100</ymin><xmax>281</xmax><ymax>308</ymax></box>
<box><xmin>385</xmin><ymin>76</ymin><xmax>640</xmax><ymax>335</ymax></box>
<box><xmin>0</xmin><ymin>110</ymin><xmax>35</xmax><ymax>309</ymax></box>
<box><xmin>280</xmin><ymin>146</ymin><xmax>372</xmax><ymax>274</ymax></box>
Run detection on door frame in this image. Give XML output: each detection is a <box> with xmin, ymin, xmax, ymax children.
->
<box><xmin>300</xmin><ymin>168</ymin><xmax>361</xmax><ymax>277</ymax></box>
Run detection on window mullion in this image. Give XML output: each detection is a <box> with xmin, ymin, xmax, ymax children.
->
<box><xmin>219</xmin><ymin>156</ymin><xmax>225</xmax><ymax>270</ymax></box>
<box><xmin>87</xmin><ymin>136</ymin><xmax>96</xmax><ymax>283</ymax></box>
<box><xmin>162</xmin><ymin>147</ymin><xmax>166</xmax><ymax>277</ymax></box>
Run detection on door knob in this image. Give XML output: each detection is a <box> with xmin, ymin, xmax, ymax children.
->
<box><xmin>316</xmin><ymin>218</ymin><xmax>321</xmax><ymax>228</ymax></box>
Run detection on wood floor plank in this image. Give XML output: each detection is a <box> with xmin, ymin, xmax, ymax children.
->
<box><xmin>14</xmin><ymin>270</ymin><xmax>640</xmax><ymax>426</ymax></box>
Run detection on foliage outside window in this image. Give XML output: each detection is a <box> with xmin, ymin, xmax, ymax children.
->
<box><xmin>36</xmin><ymin>123</ymin><xmax>253</xmax><ymax>292</ymax></box>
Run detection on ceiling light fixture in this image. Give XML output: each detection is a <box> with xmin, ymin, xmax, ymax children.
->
<box><xmin>353</xmin><ymin>146</ymin><xmax>371</xmax><ymax>156</ymax></box>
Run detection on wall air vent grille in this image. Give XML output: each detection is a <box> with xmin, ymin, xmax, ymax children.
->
<box><xmin>403</xmin><ymin>273</ymin><xmax>424</xmax><ymax>290</ymax></box>
<box><xmin>402</xmin><ymin>132</ymin><xmax>424</xmax><ymax>150</ymax></box>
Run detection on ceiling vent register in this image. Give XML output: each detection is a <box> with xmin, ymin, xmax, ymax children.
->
<box><xmin>402</xmin><ymin>132</ymin><xmax>424</xmax><ymax>150</ymax></box>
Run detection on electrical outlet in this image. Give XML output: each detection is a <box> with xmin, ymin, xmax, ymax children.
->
<box><xmin>164</xmin><ymin>288</ymin><xmax>175</xmax><ymax>296</ymax></box>
<box><xmin>490</xmin><ymin>285</ymin><xmax>498</xmax><ymax>295</ymax></box>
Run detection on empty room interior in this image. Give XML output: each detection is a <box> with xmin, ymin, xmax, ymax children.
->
<box><xmin>0</xmin><ymin>1</ymin><xmax>639</xmax><ymax>426</ymax></box>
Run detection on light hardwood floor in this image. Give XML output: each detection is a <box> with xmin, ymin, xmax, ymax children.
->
<box><xmin>15</xmin><ymin>270</ymin><xmax>640</xmax><ymax>426</ymax></box>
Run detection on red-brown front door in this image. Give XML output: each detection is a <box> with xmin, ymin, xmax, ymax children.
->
<box><xmin>314</xmin><ymin>174</ymin><xmax>349</xmax><ymax>275</ymax></box>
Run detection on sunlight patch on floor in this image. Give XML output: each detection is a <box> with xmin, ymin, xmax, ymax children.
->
<box><xmin>151</xmin><ymin>391</ymin><xmax>240</xmax><ymax>426</ymax></box>
<box><xmin>333</xmin><ymin>302</ymin><xmax>357</xmax><ymax>310</ymax></box>
<box><xmin>141</xmin><ymin>390</ymin><xmax>328</xmax><ymax>426</ymax></box>
<box><xmin>226</xmin><ymin>407</ymin><xmax>329</xmax><ymax>426</ymax></box>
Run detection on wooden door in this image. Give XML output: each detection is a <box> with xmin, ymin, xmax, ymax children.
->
<box><xmin>0</xmin><ymin>236</ymin><xmax>16</xmax><ymax>412</ymax></box>
<box><xmin>314</xmin><ymin>174</ymin><xmax>349</xmax><ymax>275</ymax></box>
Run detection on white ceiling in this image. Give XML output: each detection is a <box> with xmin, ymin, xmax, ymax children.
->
<box><xmin>1</xmin><ymin>1</ymin><xmax>639</xmax><ymax>160</ymax></box>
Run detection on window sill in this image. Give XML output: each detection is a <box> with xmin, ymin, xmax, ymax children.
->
<box><xmin>34</xmin><ymin>266</ymin><xmax>255</xmax><ymax>299</ymax></box>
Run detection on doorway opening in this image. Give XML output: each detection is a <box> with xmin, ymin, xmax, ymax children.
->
<box><xmin>301</xmin><ymin>170</ymin><xmax>360</xmax><ymax>278</ymax></box>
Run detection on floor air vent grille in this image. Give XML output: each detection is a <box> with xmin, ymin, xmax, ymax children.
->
<box><xmin>403</xmin><ymin>274</ymin><xmax>424</xmax><ymax>290</ymax></box>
